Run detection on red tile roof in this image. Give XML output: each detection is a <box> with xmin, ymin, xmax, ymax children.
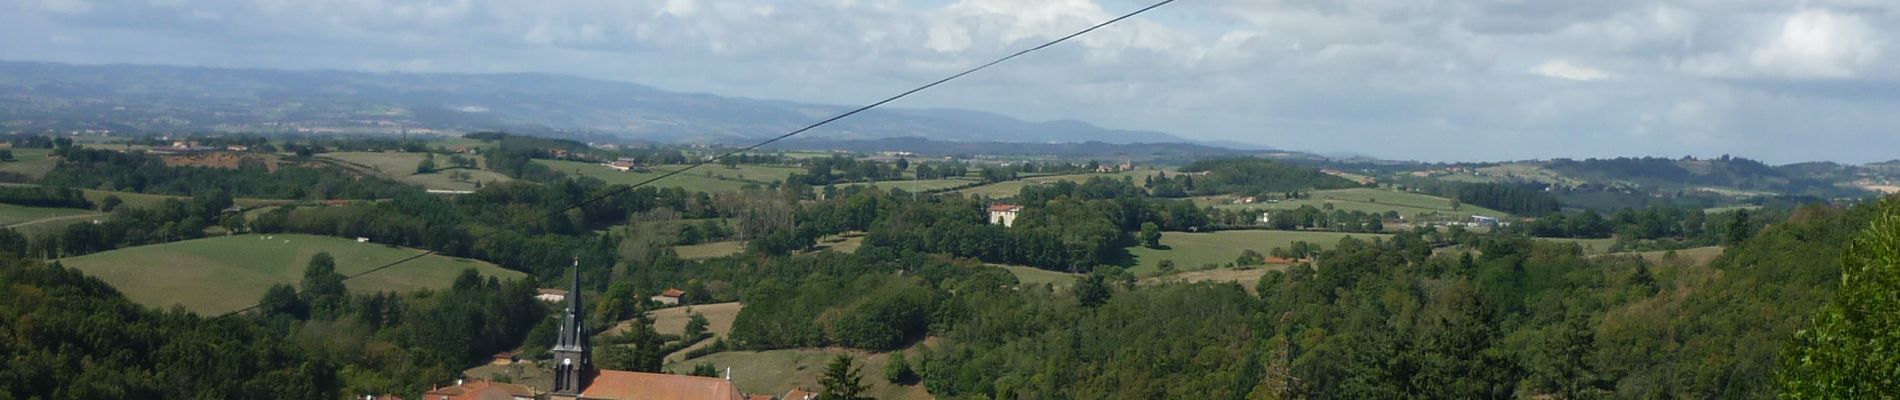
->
<box><xmin>580</xmin><ymin>370</ymin><xmax>746</xmax><ymax>400</ymax></box>
<box><xmin>660</xmin><ymin>288</ymin><xmax>686</xmax><ymax>298</ymax></box>
<box><xmin>988</xmin><ymin>204</ymin><xmax>1022</xmax><ymax>212</ymax></box>
<box><xmin>781</xmin><ymin>388</ymin><xmax>819</xmax><ymax>400</ymax></box>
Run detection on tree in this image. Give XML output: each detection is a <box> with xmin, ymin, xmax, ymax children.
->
<box><xmin>1777</xmin><ymin>198</ymin><xmax>1900</xmax><ymax>397</ymax></box>
<box><xmin>1532</xmin><ymin>312</ymin><xmax>1608</xmax><ymax>399</ymax></box>
<box><xmin>301</xmin><ymin>252</ymin><xmax>346</xmax><ymax>319</ymax></box>
<box><xmin>416</xmin><ymin>155</ymin><xmax>438</xmax><ymax>174</ymax></box>
<box><xmin>884</xmin><ymin>352</ymin><xmax>915</xmax><ymax>384</ymax></box>
<box><xmin>1726</xmin><ymin>208</ymin><xmax>1753</xmax><ymax>245</ymax></box>
<box><xmin>686</xmin><ymin>312</ymin><xmax>710</xmax><ymax>338</ymax></box>
<box><xmin>259</xmin><ymin>283</ymin><xmax>306</xmax><ymax>319</ymax></box>
<box><xmin>100</xmin><ymin>195</ymin><xmax>123</xmax><ymax>212</ymax></box>
<box><xmin>1073</xmin><ymin>274</ymin><xmax>1112</xmax><ymax>308</ymax></box>
<box><xmin>896</xmin><ymin>157</ymin><xmax>910</xmax><ymax>171</ymax></box>
<box><xmin>1450</xmin><ymin>198</ymin><xmax>1462</xmax><ymax>211</ymax></box>
<box><xmin>820</xmin><ymin>354</ymin><xmax>871</xmax><ymax>400</ymax></box>
<box><xmin>1139</xmin><ymin>222</ymin><xmax>1162</xmax><ymax>248</ymax></box>
<box><xmin>1157</xmin><ymin>259</ymin><xmax>1177</xmax><ymax>273</ymax></box>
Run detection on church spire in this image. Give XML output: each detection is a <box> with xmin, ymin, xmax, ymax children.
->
<box><xmin>552</xmin><ymin>258</ymin><xmax>591</xmax><ymax>395</ymax></box>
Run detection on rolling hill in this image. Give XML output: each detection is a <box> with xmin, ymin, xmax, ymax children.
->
<box><xmin>0</xmin><ymin>61</ymin><xmax>1186</xmax><ymax>145</ymax></box>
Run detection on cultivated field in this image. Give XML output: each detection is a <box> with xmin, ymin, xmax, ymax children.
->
<box><xmin>1143</xmin><ymin>265</ymin><xmax>1286</xmax><ymax>293</ymax></box>
<box><xmin>1123</xmin><ymin>230</ymin><xmax>1389</xmax><ymax>275</ymax></box>
<box><xmin>667</xmin><ymin>348</ymin><xmax>929</xmax><ymax>400</ymax></box>
<box><xmin>60</xmin><ymin>234</ymin><xmax>521</xmax><ymax>314</ymax></box>
<box><xmin>1198</xmin><ymin>188</ymin><xmax>1511</xmax><ymax>219</ymax></box>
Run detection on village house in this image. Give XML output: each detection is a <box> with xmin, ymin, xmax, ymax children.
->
<box><xmin>1232</xmin><ymin>196</ymin><xmax>1257</xmax><ymax>205</ymax></box>
<box><xmin>604</xmin><ymin>160</ymin><xmax>642</xmax><ymax>172</ymax></box>
<box><xmin>1471</xmin><ymin>215</ymin><xmax>1501</xmax><ymax>228</ymax></box>
<box><xmin>988</xmin><ymin>204</ymin><xmax>1023</xmax><ymax>227</ymax></box>
<box><xmin>651</xmin><ymin>288</ymin><xmax>686</xmax><ymax>306</ymax></box>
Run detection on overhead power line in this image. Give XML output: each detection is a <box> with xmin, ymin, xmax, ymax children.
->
<box><xmin>217</xmin><ymin>0</ymin><xmax>1179</xmax><ymax>317</ymax></box>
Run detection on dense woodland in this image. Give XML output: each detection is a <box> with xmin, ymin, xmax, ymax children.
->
<box><xmin>0</xmin><ymin>133</ymin><xmax>1894</xmax><ymax>398</ymax></box>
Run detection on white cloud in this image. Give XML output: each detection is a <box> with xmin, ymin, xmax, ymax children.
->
<box><xmin>1681</xmin><ymin>9</ymin><xmax>1883</xmax><ymax>79</ymax></box>
<box><xmin>1532</xmin><ymin>59</ymin><xmax>1614</xmax><ymax>81</ymax></box>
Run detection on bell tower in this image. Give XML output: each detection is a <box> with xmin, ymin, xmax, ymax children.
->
<box><xmin>551</xmin><ymin>259</ymin><xmax>591</xmax><ymax>395</ymax></box>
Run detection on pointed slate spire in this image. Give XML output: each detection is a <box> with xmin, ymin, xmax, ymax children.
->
<box><xmin>552</xmin><ymin>258</ymin><xmax>591</xmax><ymax>394</ymax></box>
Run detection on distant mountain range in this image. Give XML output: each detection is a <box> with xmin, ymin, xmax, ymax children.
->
<box><xmin>0</xmin><ymin>61</ymin><xmax>1188</xmax><ymax>145</ymax></box>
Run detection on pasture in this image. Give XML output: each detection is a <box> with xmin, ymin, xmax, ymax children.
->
<box><xmin>667</xmin><ymin>348</ymin><xmax>929</xmax><ymax>400</ymax></box>
<box><xmin>1198</xmin><ymin>188</ymin><xmax>1511</xmax><ymax>219</ymax></box>
<box><xmin>0</xmin><ymin>148</ymin><xmax>59</xmax><ymax>179</ymax></box>
<box><xmin>0</xmin><ymin>203</ymin><xmax>98</xmax><ymax>226</ymax></box>
<box><xmin>60</xmin><ymin>234</ymin><xmax>521</xmax><ymax>314</ymax></box>
<box><xmin>318</xmin><ymin>151</ymin><xmax>512</xmax><ymax>191</ymax></box>
<box><xmin>537</xmin><ymin>160</ymin><xmax>762</xmax><ymax>192</ymax></box>
<box><xmin>1122</xmin><ymin>230</ymin><xmax>1389</xmax><ymax>275</ymax></box>
<box><xmin>675</xmin><ymin>241</ymin><xmax>746</xmax><ymax>260</ymax></box>
<box><xmin>835</xmin><ymin>178</ymin><xmax>981</xmax><ymax>193</ymax></box>
<box><xmin>1533</xmin><ymin>237</ymin><xmax>1619</xmax><ymax>255</ymax></box>
<box><xmin>953</xmin><ymin>169</ymin><xmax>1163</xmax><ymax>198</ymax></box>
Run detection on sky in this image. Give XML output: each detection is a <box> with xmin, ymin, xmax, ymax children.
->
<box><xmin>3</xmin><ymin>0</ymin><xmax>1898</xmax><ymax>164</ymax></box>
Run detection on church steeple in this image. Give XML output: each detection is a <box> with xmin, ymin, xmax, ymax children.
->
<box><xmin>552</xmin><ymin>259</ymin><xmax>591</xmax><ymax>395</ymax></box>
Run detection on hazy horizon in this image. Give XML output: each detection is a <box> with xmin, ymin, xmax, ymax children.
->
<box><xmin>5</xmin><ymin>0</ymin><xmax>1898</xmax><ymax>164</ymax></box>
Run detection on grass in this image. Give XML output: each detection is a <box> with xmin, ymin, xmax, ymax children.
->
<box><xmin>537</xmin><ymin>160</ymin><xmax>760</xmax><ymax>192</ymax></box>
<box><xmin>650</xmin><ymin>302</ymin><xmax>743</xmax><ymax>338</ymax></box>
<box><xmin>668</xmin><ymin>348</ymin><xmax>929</xmax><ymax>400</ymax></box>
<box><xmin>60</xmin><ymin>234</ymin><xmax>522</xmax><ymax>314</ymax></box>
<box><xmin>0</xmin><ymin>203</ymin><xmax>98</xmax><ymax>226</ymax></box>
<box><xmin>836</xmin><ymin>178</ymin><xmax>981</xmax><ymax>192</ymax></box>
<box><xmin>1198</xmin><ymin>188</ymin><xmax>1512</xmax><ymax>219</ymax></box>
<box><xmin>1533</xmin><ymin>237</ymin><xmax>1619</xmax><ymax>255</ymax></box>
<box><xmin>318</xmin><ymin>151</ymin><xmax>512</xmax><ymax>191</ymax></box>
<box><xmin>1610</xmin><ymin>246</ymin><xmax>1726</xmax><ymax>265</ymax></box>
<box><xmin>1144</xmin><ymin>266</ymin><xmax>1285</xmax><ymax>293</ymax></box>
<box><xmin>675</xmin><ymin>241</ymin><xmax>746</xmax><ymax>260</ymax></box>
<box><xmin>0</xmin><ymin>148</ymin><xmax>59</xmax><ymax>179</ymax></box>
<box><xmin>952</xmin><ymin>170</ymin><xmax>1163</xmax><ymax>198</ymax></box>
<box><xmin>997</xmin><ymin>264</ymin><xmax>1080</xmax><ymax>286</ymax></box>
<box><xmin>1123</xmin><ymin>230</ymin><xmax>1390</xmax><ymax>275</ymax></box>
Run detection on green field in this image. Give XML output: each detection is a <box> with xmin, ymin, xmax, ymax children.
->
<box><xmin>1534</xmin><ymin>237</ymin><xmax>1619</xmax><ymax>254</ymax></box>
<box><xmin>998</xmin><ymin>264</ymin><xmax>1080</xmax><ymax>286</ymax></box>
<box><xmin>836</xmin><ymin>178</ymin><xmax>981</xmax><ymax>192</ymax></box>
<box><xmin>1199</xmin><ymin>188</ymin><xmax>1512</xmax><ymax>220</ymax></box>
<box><xmin>0</xmin><ymin>203</ymin><xmax>98</xmax><ymax>226</ymax></box>
<box><xmin>669</xmin><ymin>348</ymin><xmax>928</xmax><ymax>400</ymax></box>
<box><xmin>953</xmin><ymin>170</ymin><xmax>1163</xmax><ymax>198</ymax></box>
<box><xmin>537</xmin><ymin>160</ymin><xmax>765</xmax><ymax>192</ymax></box>
<box><xmin>319</xmin><ymin>151</ymin><xmax>513</xmax><ymax>191</ymax></box>
<box><xmin>675</xmin><ymin>241</ymin><xmax>746</xmax><ymax>260</ymax></box>
<box><xmin>0</xmin><ymin>148</ymin><xmax>59</xmax><ymax>179</ymax></box>
<box><xmin>1124</xmin><ymin>230</ymin><xmax>1390</xmax><ymax>275</ymax></box>
<box><xmin>60</xmin><ymin>234</ymin><xmax>522</xmax><ymax>314</ymax></box>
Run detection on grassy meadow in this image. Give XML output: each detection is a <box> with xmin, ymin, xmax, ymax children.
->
<box><xmin>1123</xmin><ymin>230</ymin><xmax>1390</xmax><ymax>275</ymax></box>
<box><xmin>667</xmin><ymin>348</ymin><xmax>930</xmax><ymax>400</ymax></box>
<box><xmin>1197</xmin><ymin>188</ymin><xmax>1512</xmax><ymax>219</ymax></box>
<box><xmin>60</xmin><ymin>234</ymin><xmax>521</xmax><ymax>314</ymax></box>
<box><xmin>0</xmin><ymin>148</ymin><xmax>59</xmax><ymax>179</ymax></box>
<box><xmin>952</xmin><ymin>169</ymin><xmax>1164</xmax><ymax>198</ymax></box>
<box><xmin>0</xmin><ymin>203</ymin><xmax>99</xmax><ymax>226</ymax></box>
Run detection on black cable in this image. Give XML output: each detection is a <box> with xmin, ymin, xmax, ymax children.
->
<box><xmin>218</xmin><ymin>0</ymin><xmax>1178</xmax><ymax>317</ymax></box>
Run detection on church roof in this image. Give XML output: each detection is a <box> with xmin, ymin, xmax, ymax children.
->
<box><xmin>422</xmin><ymin>380</ymin><xmax>534</xmax><ymax>400</ymax></box>
<box><xmin>579</xmin><ymin>370</ymin><xmax>746</xmax><ymax>400</ymax></box>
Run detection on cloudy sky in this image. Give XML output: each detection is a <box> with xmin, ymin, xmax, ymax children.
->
<box><xmin>3</xmin><ymin>0</ymin><xmax>1898</xmax><ymax>163</ymax></box>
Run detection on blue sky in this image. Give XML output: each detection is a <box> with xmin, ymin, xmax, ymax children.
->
<box><xmin>3</xmin><ymin>0</ymin><xmax>1898</xmax><ymax>164</ymax></box>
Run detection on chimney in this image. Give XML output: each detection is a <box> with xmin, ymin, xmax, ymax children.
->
<box><xmin>456</xmin><ymin>378</ymin><xmax>463</xmax><ymax>386</ymax></box>
<box><xmin>724</xmin><ymin>367</ymin><xmax>732</xmax><ymax>381</ymax></box>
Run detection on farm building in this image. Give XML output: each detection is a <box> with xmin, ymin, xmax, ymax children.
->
<box><xmin>603</xmin><ymin>160</ymin><xmax>646</xmax><ymax>172</ymax></box>
<box><xmin>651</xmin><ymin>288</ymin><xmax>686</xmax><ymax>305</ymax></box>
<box><xmin>988</xmin><ymin>204</ymin><xmax>1023</xmax><ymax>227</ymax></box>
<box><xmin>1471</xmin><ymin>215</ymin><xmax>1501</xmax><ymax>228</ymax></box>
<box><xmin>536</xmin><ymin>288</ymin><xmax>568</xmax><ymax>303</ymax></box>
